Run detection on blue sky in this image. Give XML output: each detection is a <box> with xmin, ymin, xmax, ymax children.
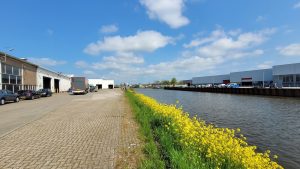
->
<box><xmin>1</xmin><ymin>0</ymin><xmax>300</xmax><ymax>84</ymax></box>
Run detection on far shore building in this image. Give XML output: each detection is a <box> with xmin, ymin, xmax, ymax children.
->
<box><xmin>192</xmin><ymin>74</ymin><xmax>230</xmax><ymax>85</ymax></box>
<box><xmin>0</xmin><ymin>51</ymin><xmax>71</xmax><ymax>93</ymax></box>
<box><xmin>230</xmin><ymin>69</ymin><xmax>273</xmax><ymax>86</ymax></box>
<box><xmin>191</xmin><ymin>63</ymin><xmax>300</xmax><ymax>88</ymax></box>
<box><xmin>272</xmin><ymin>63</ymin><xmax>300</xmax><ymax>87</ymax></box>
<box><xmin>88</xmin><ymin>79</ymin><xmax>114</xmax><ymax>89</ymax></box>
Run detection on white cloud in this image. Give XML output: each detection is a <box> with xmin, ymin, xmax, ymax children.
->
<box><xmin>140</xmin><ymin>0</ymin><xmax>190</xmax><ymax>28</ymax></box>
<box><xmin>278</xmin><ymin>43</ymin><xmax>300</xmax><ymax>56</ymax></box>
<box><xmin>92</xmin><ymin>52</ymin><xmax>144</xmax><ymax>71</ymax></box>
<box><xmin>100</xmin><ymin>24</ymin><xmax>118</xmax><ymax>34</ymax></box>
<box><xmin>84</xmin><ymin>28</ymin><xmax>275</xmax><ymax>83</ymax></box>
<box><xmin>28</xmin><ymin>57</ymin><xmax>66</xmax><ymax>67</ymax></box>
<box><xmin>84</xmin><ymin>30</ymin><xmax>173</xmax><ymax>55</ymax></box>
<box><xmin>143</xmin><ymin>28</ymin><xmax>273</xmax><ymax>77</ymax></box>
<box><xmin>185</xmin><ymin>28</ymin><xmax>274</xmax><ymax>61</ymax></box>
<box><xmin>83</xmin><ymin>70</ymin><xmax>96</xmax><ymax>75</ymax></box>
<box><xmin>184</xmin><ymin>29</ymin><xmax>226</xmax><ymax>48</ymax></box>
<box><xmin>75</xmin><ymin>60</ymin><xmax>89</xmax><ymax>68</ymax></box>
<box><xmin>294</xmin><ymin>2</ymin><xmax>300</xmax><ymax>8</ymax></box>
<box><xmin>103</xmin><ymin>52</ymin><xmax>144</xmax><ymax>64</ymax></box>
<box><xmin>257</xmin><ymin>61</ymin><xmax>273</xmax><ymax>69</ymax></box>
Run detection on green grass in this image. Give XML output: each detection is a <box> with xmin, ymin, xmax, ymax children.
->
<box><xmin>126</xmin><ymin>91</ymin><xmax>209</xmax><ymax>169</ymax></box>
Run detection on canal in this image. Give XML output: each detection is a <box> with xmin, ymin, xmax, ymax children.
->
<box><xmin>136</xmin><ymin>89</ymin><xmax>300</xmax><ymax>169</ymax></box>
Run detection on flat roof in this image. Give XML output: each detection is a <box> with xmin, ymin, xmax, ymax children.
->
<box><xmin>272</xmin><ymin>62</ymin><xmax>300</xmax><ymax>67</ymax></box>
<box><xmin>1</xmin><ymin>51</ymin><xmax>70</xmax><ymax>78</ymax></box>
<box><xmin>0</xmin><ymin>51</ymin><xmax>38</xmax><ymax>67</ymax></box>
<box><xmin>230</xmin><ymin>68</ymin><xmax>272</xmax><ymax>74</ymax></box>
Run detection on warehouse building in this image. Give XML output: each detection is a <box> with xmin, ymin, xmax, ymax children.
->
<box><xmin>0</xmin><ymin>52</ymin><xmax>38</xmax><ymax>92</ymax></box>
<box><xmin>0</xmin><ymin>52</ymin><xmax>71</xmax><ymax>93</ymax></box>
<box><xmin>191</xmin><ymin>63</ymin><xmax>300</xmax><ymax>88</ymax></box>
<box><xmin>230</xmin><ymin>69</ymin><xmax>273</xmax><ymax>86</ymax></box>
<box><xmin>36</xmin><ymin>67</ymin><xmax>71</xmax><ymax>93</ymax></box>
<box><xmin>192</xmin><ymin>74</ymin><xmax>230</xmax><ymax>85</ymax></box>
<box><xmin>88</xmin><ymin>79</ymin><xmax>114</xmax><ymax>89</ymax></box>
<box><xmin>273</xmin><ymin>63</ymin><xmax>300</xmax><ymax>88</ymax></box>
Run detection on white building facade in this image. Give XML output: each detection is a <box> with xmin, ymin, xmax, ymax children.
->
<box><xmin>273</xmin><ymin>63</ymin><xmax>300</xmax><ymax>87</ymax></box>
<box><xmin>192</xmin><ymin>74</ymin><xmax>230</xmax><ymax>85</ymax></box>
<box><xmin>88</xmin><ymin>79</ymin><xmax>114</xmax><ymax>89</ymax></box>
<box><xmin>230</xmin><ymin>69</ymin><xmax>273</xmax><ymax>86</ymax></box>
<box><xmin>36</xmin><ymin>67</ymin><xmax>71</xmax><ymax>93</ymax></box>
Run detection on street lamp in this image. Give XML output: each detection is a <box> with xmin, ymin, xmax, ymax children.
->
<box><xmin>4</xmin><ymin>48</ymin><xmax>14</xmax><ymax>62</ymax></box>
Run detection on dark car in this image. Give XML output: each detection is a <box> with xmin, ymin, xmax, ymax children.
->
<box><xmin>0</xmin><ymin>90</ymin><xmax>20</xmax><ymax>105</ymax></box>
<box><xmin>17</xmin><ymin>90</ymin><xmax>41</xmax><ymax>100</ymax></box>
<box><xmin>37</xmin><ymin>89</ymin><xmax>52</xmax><ymax>97</ymax></box>
<box><xmin>89</xmin><ymin>86</ymin><xmax>98</xmax><ymax>92</ymax></box>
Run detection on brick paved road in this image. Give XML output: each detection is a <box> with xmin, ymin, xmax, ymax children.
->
<box><xmin>0</xmin><ymin>89</ymin><xmax>140</xmax><ymax>169</ymax></box>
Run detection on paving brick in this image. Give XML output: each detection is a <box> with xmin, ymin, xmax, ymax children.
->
<box><xmin>0</xmin><ymin>90</ymin><xmax>140</xmax><ymax>169</ymax></box>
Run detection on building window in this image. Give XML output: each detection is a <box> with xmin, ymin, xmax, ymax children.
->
<box><xmin>2</xmin><ymin>74</ymin><xmax>9</xmax><ymax>83</ymax></box>
<box><xmin>6</xmin><ymin>84</ymin><xmax>13</xmax><ymax>91</ymax></box>
<box><xmin>6</xmin><ymin>65</ymin><xmax>13</xmax><ymax>75</ymax></box>
<box><xmin>16</xmin><ymin>76</ymin><xmax>22</xmax><ymax>84</ymax></box>
<box><xmin>1</xmin><ymin>63</ymin><xmax>23</xmax><ymax>93</ymax></box>
<box><xmin>283</xmin><ymin>75</ymin><xmax>293</xmax><ymax>83</ymax></box>
<box><xmin>296</xmin><ymin>75</ymin><xmax>300</xmax><ymax>82</ymax></box>
<box><xmin>1</xmin><ymin>63</ymin><xmax>5</xmax><ymax>74</ymax></box>
<box><xmin>10</xmin><ymin>75</ymin><xmax>16</xmax><ymax>84</ymax></box>
<box><xmin>13</xmin><ymin>66</ymin><xmax>20</xmax><ymax>76</ymax></box>
<box><xmin>14</xmin><ymin>85</ymin><xmax>20</xmax><ymax>93</ymax></box>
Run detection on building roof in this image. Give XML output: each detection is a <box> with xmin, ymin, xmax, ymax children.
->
<box><xmin>0</xmin><ymin>51</ymin><xmax>38</xmax><ymax>67</ymax></box>
<box><xmin>1</xmin><ymin>51</ymin><xmax>71</xmax><ymax>78</ymax></box>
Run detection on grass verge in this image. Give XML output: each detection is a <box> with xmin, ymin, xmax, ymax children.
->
<box><xmin>126</xmin><ymin>90</ymin><xmax>208</xmax><ymax>169</ymax></box>
<box><xmin>126</xmin><ymin>90</ymin><xmax>282</xmax><ymax>169</ymax></box>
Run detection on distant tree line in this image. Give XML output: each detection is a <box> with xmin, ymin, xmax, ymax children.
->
<box><xmin>153</xmin><ymin>77</ymin><xmax>184</xmax><ymax>87</ymax></box>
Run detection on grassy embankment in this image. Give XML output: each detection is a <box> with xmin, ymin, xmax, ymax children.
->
<box><xmin>126</xmin><ymin>90</ymin><xmax>283</xmax><ymax>169</ymax></box>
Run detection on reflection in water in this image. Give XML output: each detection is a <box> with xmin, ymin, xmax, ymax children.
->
<box><xmin>136</xmin><ymin>89</ymin><xmax>300</xmax><ymax>169</ymax></box>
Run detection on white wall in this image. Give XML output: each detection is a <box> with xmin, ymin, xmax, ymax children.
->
<box><xmin>88</xmin><ymin>79</ymin><xmax>114</xmax><ymax>89</ymax></box>
<box><xmin>230</xmin><ymin>69</ymin><xmax>273</xmax><ymax>83</ymax></box>
<box><xmin>273</xmin><ymin>63</ymin><xmax>300</xmax><ymax>75</ymax></box>
<box><xmin>192</xmin><ymin>74</ymin><xmax>230</xmax><ymax>85</ymax></box>
<box><xmin>36</xmin><ymin>67</ymin><xmax>71</xmax><ymax>92</ymax></box>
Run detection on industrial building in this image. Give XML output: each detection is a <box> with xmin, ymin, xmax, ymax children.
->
<box><xmin>88</xmin><ymin>79</ymin><xmax>114</xmax><ymax>89</ymax></box>
<box><xmin>0</xmin><ymin>52</ymin><xmax>38</xmax><ymax>92</ymax></box>
<box><xmin>192</xmin><ymin>63</ymin><xmax>300</xmax><ymax>88</ymax></box>
<box><xmin>192</xmin><ymin>74</ymin><xmax>230</xmax><ymax>85</ymax></box>
<box><xmin>0</xmin><ymin>52</ymin><xmax>71</xmax><ymax>93</ymax></box>
<box><xmin>273</xmin><ymin>63</ymin><xmax>300</xmax><ymax>87</ymax></box>
<box><xmin>36</xmin><ymin>67</ymin><xmax>71</xmax><ymax>93</ymax></box>
<box><xmin>230</xmin><ymin>69</ymin><xmax>273</xmax><ymax>86</ymax></box>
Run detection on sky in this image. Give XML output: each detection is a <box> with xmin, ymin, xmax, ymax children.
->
<box><xmin>1</xmin><ymin>0</ymin><xmax>300</xmax><ymax>84</ymax></box>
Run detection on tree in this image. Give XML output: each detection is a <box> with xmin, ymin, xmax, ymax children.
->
<box><xmin>171</xmin><ymin>77</ymin><xmax>177</xmax><ymax>87</ymax></box>
<box><xmin>161</xmin><ymin>80</ymin><xmax>170</xmax><ymax>85</ymax></box>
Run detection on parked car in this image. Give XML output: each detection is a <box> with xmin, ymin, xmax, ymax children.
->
<box><xmin>217</xmin><ymin>84</ymin><xmax>227</xmax><ymax>88</ymax></box>
<box><xmin>227</xmin><ymin>83</ymin><xmax>240</xmax><ymax>88</ymax></box>
<box><xmin>17</xmin><ymin>90</ymin><xmax>41</xmax><ymax>100</ymax></box>
<box><xmin>89</xmin><ymin>86</ymin><xmax>98</xmax><ymax>92</ymax></box>
<box><xmin>37</xmin><ymin>89</ymin><xmax>52</xmax><ymax>97</ymax></box>
<box><xmin>205</xmin><ymin>84</ymin><xmax>213</xmax><ymax>88</ymax></box>
<box><xmin>0</xmin><ymin>90</ymin><xmax>20</xmax><ymax>105</ymax></box>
